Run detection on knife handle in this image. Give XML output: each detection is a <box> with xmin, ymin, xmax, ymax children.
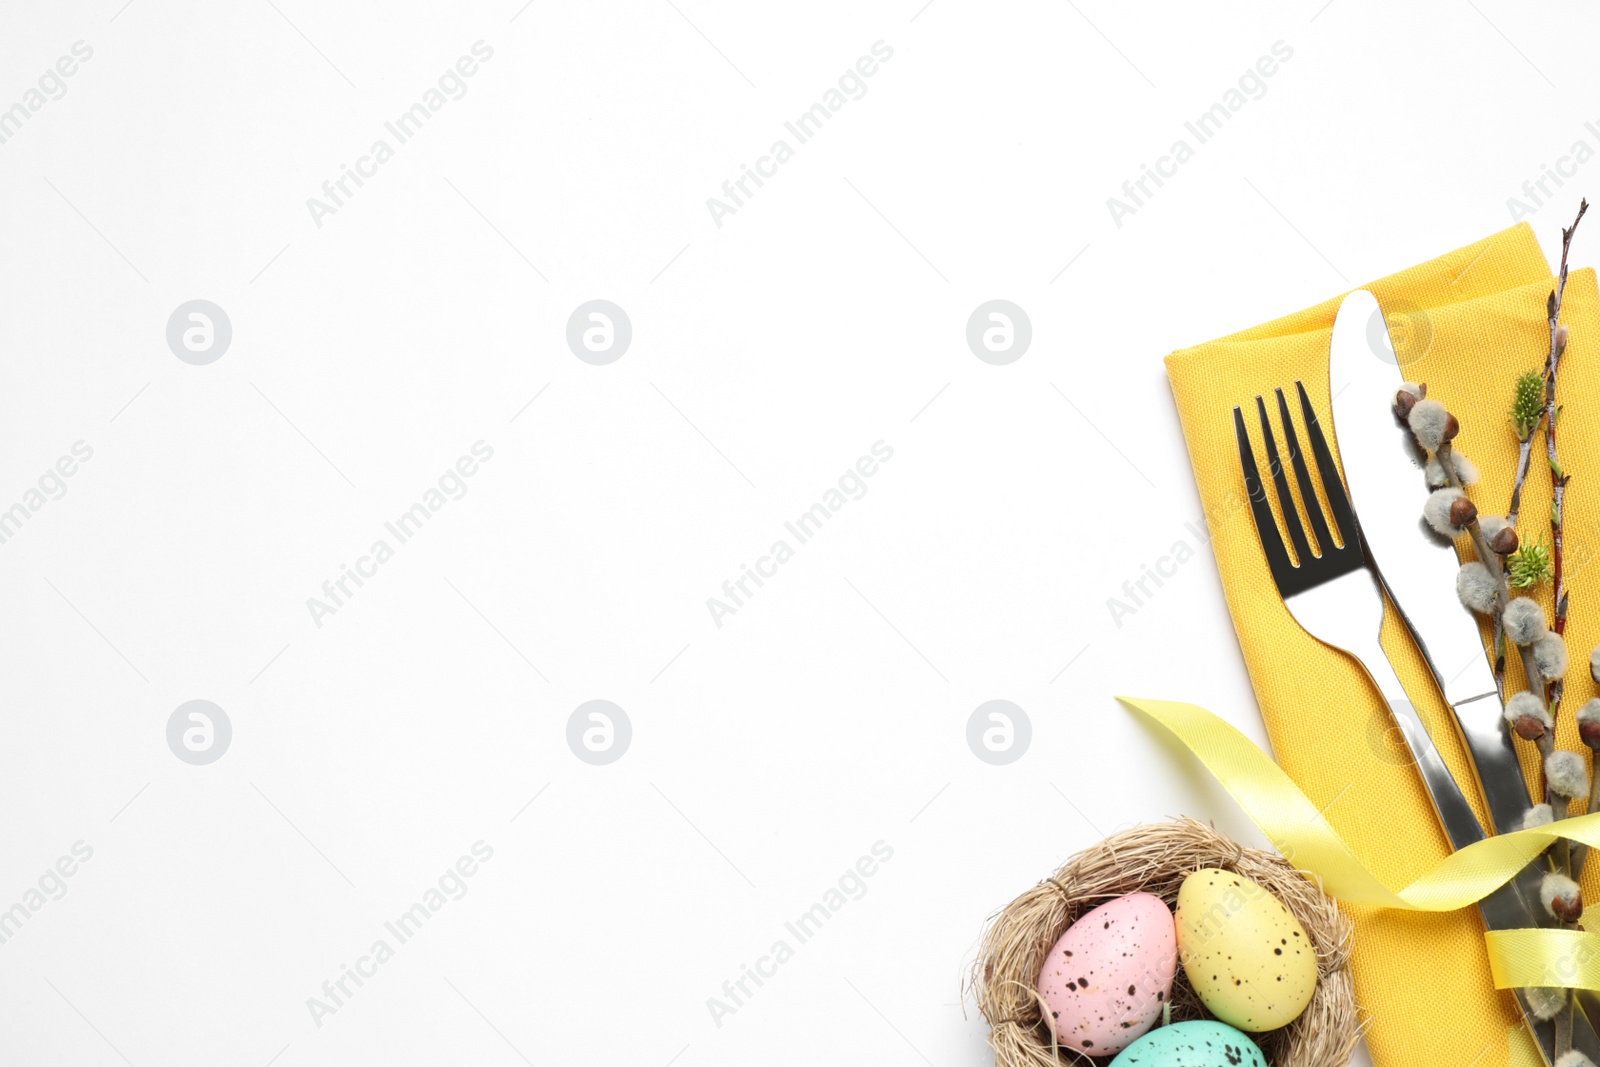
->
<box><xmin>1349</xmin><ymin>630</ymin><xmax>1487</xmax><ymax>850</ymax></box>
<box><xmin>1447</xmin><ymin>694</ymin><xmax>1539</xmax><ymax>835</ymax></box>
<box><xmin>1380</xmin><ymin>567</ymin><xmax>1538</xmax><ymax>836</ymax></box>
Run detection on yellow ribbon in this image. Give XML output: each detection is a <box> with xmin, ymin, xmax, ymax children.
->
<box><xmin>1119</xmin><ymin>696</ymin><xmax>1600</xmax><ymax>992</ymax></box>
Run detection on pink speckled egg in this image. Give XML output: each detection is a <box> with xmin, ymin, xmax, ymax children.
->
<box><xmin>1036</xmin><ymin>892</ymin><xmax>1177</xmax><ymax>1056</ymax></box>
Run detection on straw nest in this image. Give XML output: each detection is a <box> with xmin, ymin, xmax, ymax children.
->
<box><xmin>968</xmin><ymin>818</ymin><xmax>1359</xmax><ymax>1067</ymax></box>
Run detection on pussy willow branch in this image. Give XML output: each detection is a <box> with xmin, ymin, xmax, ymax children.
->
<box><xmin>1449</xmin><ymin>204</ymin><xmax>1589</xmax><ymax>1053</ymax></box>
<box><xmin>1438</xmin><ymin>443</ymin><xmax>1547</xmax><ymax>710</ymax></box>
<box><xmin>1503</xmin><ymin>202</ymin><xmax>1588</xmax><ymax>706</ymax></box>
<box><xmin>1442</xmin><ymin>441</ymin><xmax>1572</xmax><ymax>1054</ymax></box>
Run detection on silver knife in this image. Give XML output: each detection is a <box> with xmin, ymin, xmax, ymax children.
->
<box><xmin>1328</xmin><ymin>289</ymin><xmax>1532</xmax><ymax>834</ymax></box>
<box><xmin>1328</xmin><ymin>288</ymin><xmax>1592</xmax><ymax>1067</ymax></box>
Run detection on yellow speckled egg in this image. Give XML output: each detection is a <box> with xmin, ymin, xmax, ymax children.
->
<box><xmin>1174</xmin><ymin>868</ymin><xmax>1316</xmax><ymax>1032</ymax></box>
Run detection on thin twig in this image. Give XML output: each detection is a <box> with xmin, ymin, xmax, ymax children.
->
<box><xmin>1493</xmin><ymin>619</ymin><xmax>1508</xmax><ymax>704</ymax></box>
<box><xmin>1503</xmin><ymin>204</ymin><xmax>1586</xmax><ymax>703</ymax></box>
<box><xmin>1503</xmin><ymin>434</ymin><xmax>1535</xmax><ymax>700</ymax></box>
<box><xmin>1545</xmin><ymin>200</ymin><xmax>1585</xmax><ymax>720</ymax></box>
<box><xmin>1558</xmin><ymin>993</ymin><xmax>1576</xmax><ymax>1060</ymax></box>
<box><xmin>1508</xmin><ymin>439</ymin><xmax>1536</xmax><ymax>529</ymax></box>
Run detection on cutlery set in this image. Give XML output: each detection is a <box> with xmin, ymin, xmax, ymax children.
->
<box><xmin>1234</xmin><ymin>289</ymin><xmax>1591</xmax><ymax>1066</ymax></box>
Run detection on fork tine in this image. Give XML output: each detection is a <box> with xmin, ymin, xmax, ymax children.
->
<box><xmin>1234</xmin><ymin>405</ymin><xmax>1295</xmax><ymax>584</ymax></box>
<box><xmin>1275</xmin><ymin>387</ymin><xmax>1333</xmax><ymax>555</ymax></box>
<box><xmin>1256</xmin><ymin>395</ymin><xmax>1313</xmax><ymax>565</ymax></box>
<box><xmin>1297</xmin><ymin>381</ymin><xmax>1359</xmax><ymax>550</ymax></box>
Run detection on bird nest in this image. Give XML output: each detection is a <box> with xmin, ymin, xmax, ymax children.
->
<box><xmin>968</xmin><ymin>818</ymin><xmax>1360</xmax><ymax>1066</ymax></box>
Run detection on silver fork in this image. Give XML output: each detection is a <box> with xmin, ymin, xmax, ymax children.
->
<box><xmin>1235</xmin><ymin>383</ymin><xmax>1595</xmax><ymax>1067</ymax></box>
<box><xmin>1233</xmin><ymin>384</ymin><xmax>1486</xmax><ymax>849</ymax></box>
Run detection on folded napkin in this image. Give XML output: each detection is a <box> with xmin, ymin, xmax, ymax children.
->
<box><xmin>1166</xmin><ymin>222</ymin><xmax>1600</xmax><ymax>1067</ymax></box>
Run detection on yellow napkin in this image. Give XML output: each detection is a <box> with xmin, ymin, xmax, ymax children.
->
<box><xmin>1165</xmin><ymin>222</ymin><xmax>1600</xmax><ymax>1067</ymax></box>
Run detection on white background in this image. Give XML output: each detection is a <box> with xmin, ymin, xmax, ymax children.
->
<box><xmin>0</xmin><ymin>1</ymin><xmax>1590</xmax><ymax>1064</ymax></box>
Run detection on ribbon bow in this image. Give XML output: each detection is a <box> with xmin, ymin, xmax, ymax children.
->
<box><xmin>1119</xmin><ymin>697</ymin><xmax>1600</xmax><ymax>992</ymax></box>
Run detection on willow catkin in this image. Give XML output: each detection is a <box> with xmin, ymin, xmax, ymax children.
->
<box><xmin>966</xmin><ymin>818</ymin><xmax>1359</xmax><ymax>1067</ymax></box>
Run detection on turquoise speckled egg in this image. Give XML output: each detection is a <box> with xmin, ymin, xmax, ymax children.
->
<box><xmin>1108</xmin><ymin>1019</ymin><xmax>1267</xmax><ymax>1067</ymax></box>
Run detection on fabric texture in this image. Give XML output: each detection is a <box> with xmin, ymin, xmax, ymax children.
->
<box><xmin>1164</xmin><ymin>221</ymin><xmax>1600</xmax><ymax>1067</ymax></box>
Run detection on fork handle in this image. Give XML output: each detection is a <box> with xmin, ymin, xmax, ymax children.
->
<box><xmin>1350</xmin><ymin>630</ymin><xmax>1487</xmax><ymax>851</ymax></box>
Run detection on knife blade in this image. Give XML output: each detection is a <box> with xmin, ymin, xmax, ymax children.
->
<box><xmin>1327</xmin><ymin>289</ymin><xmax>1593</xmax><ymax>1067</ymax></box>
